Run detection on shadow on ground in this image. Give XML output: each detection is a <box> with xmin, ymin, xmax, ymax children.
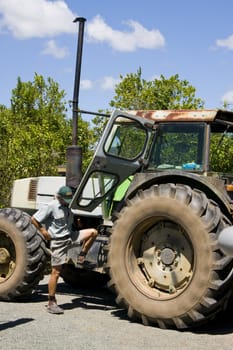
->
<box><xmin>28</xmin><ymin>278</ymin><xmax>233</xmax><ymax>334</ymax></box>
<box><xmin>193</xmin><ymin>300</ymin><xmax>233</xmax><ymax>335</ymax></box>
<box><xmin>34</xmin><ymin>277</ymin><xmax>130</xmax><ymax>322</ymax></box>
<box><xmin>0</xmin><ymin>318</ymin><xmax>34</xmax><ymax>332</ymax></box>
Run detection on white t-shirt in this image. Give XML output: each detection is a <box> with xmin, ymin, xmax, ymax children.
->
<box><xmin>33</xmin><ymin>198</ymin><xmax>72</xmax><ymax>239</ymax></box>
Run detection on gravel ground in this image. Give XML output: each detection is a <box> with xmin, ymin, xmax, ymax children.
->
<box><xmin>1</xmin><ymin>275</ymin><xmax>233</xmax><ymax>350</ymax></box>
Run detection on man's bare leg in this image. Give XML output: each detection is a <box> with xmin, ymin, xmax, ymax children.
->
<box><xmin>77</xmin><ymin>228</ymin><xmax>98</xmax><ymax>263</ymax></box>
<box><xmin>48</xmin><ymin>265</ymin><xmax>62</xmax><ymax>301</ymax></box>
<box><xmin>47</xmin><ymin>265</ymin><xmax>64</xmax><ymax>314</ymax></box>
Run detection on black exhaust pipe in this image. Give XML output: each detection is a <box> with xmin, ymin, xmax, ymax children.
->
<box><xmin>66</xmin><ymin>17</ymin><xmax>86</xmax><ymax>189</ymax></box>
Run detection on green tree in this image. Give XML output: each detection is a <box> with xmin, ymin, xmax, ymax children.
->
<box><xmin>91</xmin><ymin>68</ymin><xmax>204</xmax><ymax>145</ymax></box>
<box><xmin>210</xmin><ymin>133</ymin><xmax>233</xmax><ymax>173</ymax></box>
<box><xmin>91</xmin><ymin>109</ymin><xmax>111</xmax><ymax>145</ymax></box>
<box><xmin>0</xmin><ymin>74</ymin><xmax>94</xmax><ymax>206</ymax></box>
<box><xmin>0</xmin><ymin>106</ymin><xmax>16</xmax><ymax>206</ymax></box>
<box><xmin>110</xmin><ymin>68</ymin><xmax>204</xmax><ymax>110</ymax></box>
<box><xmin>10</xmin><ymin>74</ymin><xmax>70</xmax><ymax>177</ymax></box>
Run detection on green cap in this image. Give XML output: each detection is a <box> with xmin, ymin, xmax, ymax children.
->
<box><xmin>57</xmin><ymin>186</ymin><xmax>73</xmax><ymax>204</ymax></box>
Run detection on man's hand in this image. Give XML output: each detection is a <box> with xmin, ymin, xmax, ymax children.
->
<box><xmin>31</xmin><ymin>216</ymin><xmax>51</xmax><ymax>241</ymax></box>
<box><xmin>40</xmin><ymin>227</ymin><xmax>51</xmax><ymax>241</ymax></box>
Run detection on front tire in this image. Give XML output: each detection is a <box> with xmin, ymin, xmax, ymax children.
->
<box><xmin>108</xmin><ymin>183</ymin><xmax>233</xmax><ymax>329</ymax></box>
<box><xmin>0</xmin><ymin>208</ymin><xmax>48</xmax><ymax>300</ymax></box>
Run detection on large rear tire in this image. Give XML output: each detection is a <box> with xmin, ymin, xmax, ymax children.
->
<box><xmin>0</xmin><ymin>208</ymin><xmax>48</xmax><ymax>300</ymax></box>
<box><xmin>107</xmin><ymin>183</ymin><xmax>233</xmax><ymax>329</ymax></box>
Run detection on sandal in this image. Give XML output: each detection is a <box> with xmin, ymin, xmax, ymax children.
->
<box><xmin>77</xmin><ymin>251</ymin><xmax>86</xmax><ymax>264</ymax></box>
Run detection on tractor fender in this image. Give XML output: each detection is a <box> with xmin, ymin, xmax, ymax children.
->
<box><xmin>126</xmin><ymin>171</ymin><xmax>233</xmax><ymax>217</ymax></box>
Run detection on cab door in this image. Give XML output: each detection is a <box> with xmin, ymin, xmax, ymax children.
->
<box><xmin>70</xmin><ymin>110</ymin><xmax>152</xmax><ymax>212</ymax></box>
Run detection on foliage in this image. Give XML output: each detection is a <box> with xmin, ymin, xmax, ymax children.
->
<box><xmin>110</xmin><ymin>68</ymin><xmax>204</xmax><ymax>110</ymax></box>
<box><xmin>91</xmin><ymin>110</ymin><xmax>110</xmax><ymax>145</ymax></box>
<box><xmin>92</xmin><ymin>68</ymin><xmax>205</xmax><ymax>144</ymax></box>
<box><xmin>210</xmin><ymin>133</ymin><xmax>233</xmax><ymax>173</ymax></box>
<box><xmin>10</xmin><ymin>74</ymin><xmax>70</xmax><ymax>177</ymax></box>
<box><xmin>0</xmin><ymin>74</ymin><xmax>94</xmax><ymax>206</ymax></box>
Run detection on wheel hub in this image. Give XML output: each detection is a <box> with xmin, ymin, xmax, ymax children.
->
<box><xmin>139</xmin><ymin>221</ymin><xmax>193</xmax><ymax>294</ymax></box>
<box><xmin>0</xmin><ymin>248</ymin><xmax>10</xmax><ymax>264</ymax></box>
<box><xmin>0</xmin><ymin>233</ymin><xmax>16</xmax><ymax>282</ymax></box>
<box><xmin>160</xmin><ymin>247</ymin><xmax>176</xmax><ymax>265</ymax></box>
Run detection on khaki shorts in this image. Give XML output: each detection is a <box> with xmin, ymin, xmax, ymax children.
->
<box><xmin>50</xmin><ymin>237</ymin><xmax>72</xmax><ymax>266</ymax></box>
<box><xmin>50</xmin><ymin>230</ymin><xmax>86</xmax><ymax>266</ymax></box>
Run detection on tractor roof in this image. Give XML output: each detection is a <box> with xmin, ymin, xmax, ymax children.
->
<box><xmin>127</xmin><ymin>109</ymin><xmax>233</xmax><ymax>124</ymax></box>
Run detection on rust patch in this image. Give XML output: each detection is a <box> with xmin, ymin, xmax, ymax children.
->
<box><xmin>126</xmin><ymin>109</ymin><xmax>227</xmax><ymax>123</ymax></box>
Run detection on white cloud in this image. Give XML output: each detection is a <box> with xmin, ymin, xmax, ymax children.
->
<box><xmin>221</xmin><ymin>90</ymin><xmax>233</xmax><ymax>105</ymax></box>
<box><xmin>81</xmin><ymin>79</ymin><xmax>93</xmax><ymax>90</ymax></box>
<box><xmin>79</xmin><ymin>76</ymin><xmax>119</xmax><ymax>91</ymax></box>
<box><xmin>216</xmin><ymin>35</ymin><xmax>233</xmax><ymax>50</ymax></box>
<box><xmin>41</xmin><ymin>40</ymin><xmax>69</xmax><ymax>58</ymax></box>
<box><xmin>101</xmin><ymin>76</ymin><xmax>119</xmax><ymax>90</ymax></box>
<box><xmin>86</xmin><ymin>15</ymin><xmax>165</xmax><ymax>52</ymax></box>
<box><xmin>0</xmin><ymin>0</ymin><xmax>76</xmax><ymax>39</ymax></box>
<box><xmin>0</xmin><ymin>3</ymin><xmax>165</xmax><ymax>54</ymax></box>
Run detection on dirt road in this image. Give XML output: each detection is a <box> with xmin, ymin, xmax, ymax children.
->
<box><xmin>1</xmin><ymin>275</ymin><xmax>233</xmax><ymax>350</ymax></box>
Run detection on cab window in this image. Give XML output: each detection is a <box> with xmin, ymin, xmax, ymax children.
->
<box><xmin>104</xmin><ymin>116</ymin><xmax>147</xmax><ymax>160</ymax></box>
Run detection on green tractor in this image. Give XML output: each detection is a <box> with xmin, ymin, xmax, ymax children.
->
<box><xmin>1</xmin><ymin>107</ymin><xmax>233</xmax><ymax>330</ymax></box>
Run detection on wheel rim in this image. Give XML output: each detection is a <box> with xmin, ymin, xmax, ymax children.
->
<box><xmin>127</xmin><ymin>219</ymin><xmax>194</xmax><ymax>299</ymax></box>
<box><xmin>0</xmin><ymin>231</ymin><xmax>16</xmax><ymax>283</ymax></box>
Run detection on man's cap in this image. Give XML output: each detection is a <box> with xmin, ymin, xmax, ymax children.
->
<box><xmin>57</xmin><ymin>186</ymin><xmax>73</xmax><ymax>204</ymax></box>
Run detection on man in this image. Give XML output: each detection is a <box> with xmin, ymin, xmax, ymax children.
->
<box><xmin>31</xmin><ymin>185</ymin><xmax>98</xmax><ymax>314</ymax></box>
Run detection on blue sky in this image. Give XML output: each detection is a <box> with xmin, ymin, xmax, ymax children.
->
<box><xmin>1</xmin><ymin>0</ymin><xmax>233</xmax><ymax>123</ymax></box>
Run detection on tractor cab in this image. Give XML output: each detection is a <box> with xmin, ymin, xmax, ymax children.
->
<box><xmin>70</xmin><ymin>108</ymin><xmax>233</xmax><ymax>218</ymax></box>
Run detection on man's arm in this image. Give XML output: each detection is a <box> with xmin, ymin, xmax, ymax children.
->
<box><xmin>31</xmin><ymin>216</ymin><xmax>51</xmax><ymax>241</ymax></box>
